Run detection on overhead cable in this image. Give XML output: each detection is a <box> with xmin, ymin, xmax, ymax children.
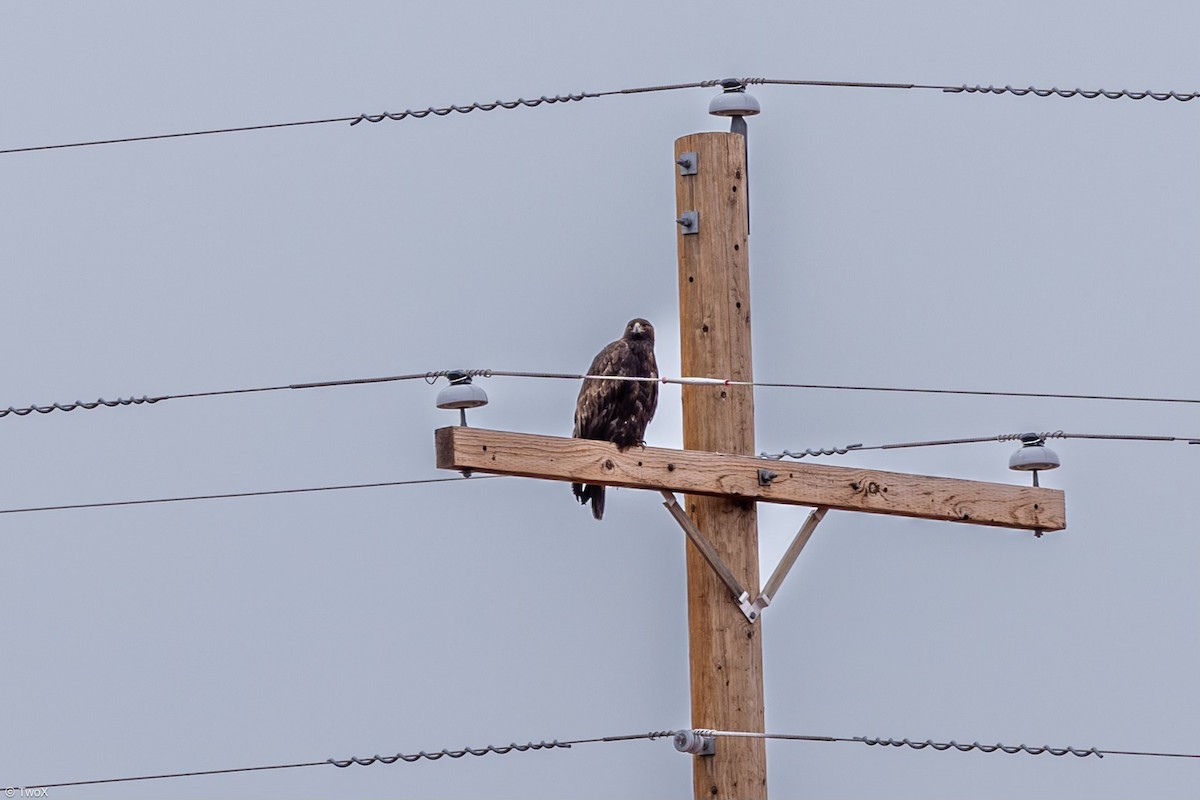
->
<box><xmin>0</xmin><ymin>395</ymin><xmax>163</xmax><ymax>416</ymax></box>
<box><xmin>0</xmin><ymin>115</ymin><xmax>361</xmax><ymax>156</ymax></box>
<box><xmin>16</xmin><ymin>726</ymin><xmax>1199</xmax><ymax>792</ymax></box>
<box><xmin>742</xmin><ymin>78</ymin><xmax>1199</xmax><ymax>101</ymax></box>
<box><xmin>488</xmin><ymin>371</ymin><xmax>1200</xmax><ymax>406</ymax></box>
<box><xmin>763</xmin><ymin>430</ymin><xmax>1200</xmax><ymax>460</ymax></box>
<box><xmin>9</xmin><ymin>428</ymin><xmax>1194</xmax><ymax>516</ymax></box>
<box><xmin>0</xmin><ymin>81</ymin><xmax>720</xmax><ymax>155</ymax></box>
<box><xmin>346</xmin><ymin>81</ymin><xmax>719</xmax><ymax>125</ymax></box>
<box><xmin>6</xmin><ymin>369</ymin><xmax>1200</xmax><ymax>422</ymax></box>
<box><xmin>0</xmin><ymin>475</ymin><xmax>502</xmax><ymax>516</ymax></box>
<box><xmin>0</xmin><ymin>370</ymin><xmax>466</xmax><ymax>418</ymax></box>
<box><xmin>698</xmin><ymin>729</ymin><xmax>1200</xmax><ymax>760</ymax></box>
<box><xmin>3</xmin><ymin>76</ymin><xmax>1194</xmax><ymax>156</ymax></box>
<box><xmin>933</xmin><ymin>84</ymin><xmax>1198</xmax><ymax>101</ymax></box>
<box><xmin>13</xmin><ymin>731</ymin><xmax>673</xmax><ymax>791</ymax></box>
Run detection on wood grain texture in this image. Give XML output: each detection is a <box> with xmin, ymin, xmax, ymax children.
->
<box><xmin>675</xmin><ymin>132</ymin><xmax>765</xmax><ymax>800</ymax></box>
<box><xmin>435</xmin><ymin>426</ymin><xmax>1067</xmax><ymax>531</ymax></box>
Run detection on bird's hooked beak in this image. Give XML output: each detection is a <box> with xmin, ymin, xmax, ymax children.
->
<box><xmin>631</xmin><ymin>322</ymin><xmax>644</xmax><ymax>335</ymax></box>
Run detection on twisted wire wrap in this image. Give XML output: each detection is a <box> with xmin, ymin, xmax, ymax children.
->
<box><xmin>944</xmin><ymin>84</ymin><xmax>1198</xmax><ymax>101</ymax></box>
<box><xmin>763</xmin><ymin>430</ymin><xmax>1076</xmax><ymax>459</ymax></box>
<box><xmin>761</xmin><ymin>444</ymin><xmax>863</xmax><ymax>460</ymax></box>
<box><xmin>329</xmin><ymin>739</ymin><xmax>570</xmax><ymax>768</ymax></box>
<box><xmin>0</xmin><ymin>396</ymin><xmax>162</xmax><ymax>417</ymax></box>
<box><xmin>996</xmin><ymin>430</ymin><xmax>1066</xmax><ymax>441</ymax></box>
<box><xmin>351</xmin><ymin>94</ymin><xmax>594</xmax><ymax>125</ymax></box>
<box><xmin>731</xmin><ymin>78</ymin><xmax>1198</xmax><ymax>101</ymax></box>
<box><xmin>423</xmin><ymin>369</ymin><xmax>493</xmax><ymax>385</ymax></box>
<box><xmin>856</xmin><ymin>736</ymin><xmax>1103</xmax><ymax>758</ymax></box>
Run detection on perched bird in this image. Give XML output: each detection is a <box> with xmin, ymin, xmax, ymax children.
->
<box><xmin>572</xmin><ymin>318</ymin><xmax>659</xmax><ymax>520</ymax></box>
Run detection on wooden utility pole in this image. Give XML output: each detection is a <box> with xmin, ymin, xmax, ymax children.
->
<box><xmin>674</xmin><ymin>131</ymin><xmax>764</xmax><ymax>799</ymax></box>
<box><xmin>435</xmin><ymin>119</ymin><xmax>1067</xmax><ymax>800</ymax></box>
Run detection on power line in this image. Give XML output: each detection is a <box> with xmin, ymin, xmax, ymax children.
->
<box><xmin>0</xmin><ymin>395</ymin><xmax>164</xmax><ymax>416</ymax></box>
<box><xmin>0</xmin><ymin>475</ymin><xmax>503</xmax><ymax>516</ymax></box>
<box><xmin>6</xmin><ymin>369</ymin><xmax>1200</xmax><ymax>422</ymax></box>
<box><xmin>490</xmin><ymin>371</ymin><xmax>1200</xmax><ymax>406</ymax></box>
<box><xmin>745</xmin><ymin>78</ymin><xmax>1199</xmax><ymax>101</ymax></box>
<box><xmin>736</xmin><ymin>379</ymin><xmax>1200</xmax><ymax>405</ymax></box>
<box><xmin>3</xmin><ymin>76</ymin><xmax>1194</xmax><ymax>156</ymax></box>
<box><xmin>13</xmin><ymin>731</ymin><xmax>672</xmax><ymax>791</ymax></box>
<box><xmin>5</xmin><ymin>428</ymin><xmax>1194</xmax><ymax>516</ymax></box>
<box><xmin>15</xmin><ymin>726</ymin><xmax>1199</xmax><ymax>792</ymax></box>
<box><xmin>699</xmin><ymin>729</ymin><xmax>1200</xmax><ymax>760</ymax></box>
<box><xmin>929</xmin><ymin>84</ymin><xmax>1199</xmax><ymax>101</ymax></box>
<box><xmin>763</xmin><ymin>430</ymin><xmax>1200</xmax><ymax>460</ymax></box>
<box><xmin>0</xmin><ymin>81</ymin><xmax>718</xmax><ymax>156</ymax></box>
<box><xmin>0</xmin><ymin>115</ymin><xmax>362</xmax><ymax>156</ymax></box>
<box><xmin>3</xmin><ymin>426</ymin><xmax>1188</xmax><ymax>517</ymax></box>
<box><xmin>0</xmin><ymin>370</ymin><xmax>454</xmax><ymax>418</ymax></box>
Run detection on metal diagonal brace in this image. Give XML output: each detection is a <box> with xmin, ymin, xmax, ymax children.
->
<box><xmin>755</xmin><ymin>507</ymin><xmax>827</xmax><ymax>612</ymax></box>
<box><xmin>660</xmin><ymin>491</ymin><xmax>759</xmax><ymax>622</ymax></box>
<box><xmin>660</xmin><ymin>492</ymin><xmax>828</xmax><ymax>623</ymax></box>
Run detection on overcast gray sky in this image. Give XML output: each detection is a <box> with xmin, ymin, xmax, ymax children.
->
<box><xmin>2</xmin><ymin>2</ymin><xmax>1198</xmax><ymax>798</ymax></box>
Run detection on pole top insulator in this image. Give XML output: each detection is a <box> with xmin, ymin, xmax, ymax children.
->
<box><xmin>436</xmin><ymin>371</ymin><xmax>489</xmax><ymax>410</ymax></box>
<box><xmin>1008</xmin><ymin>434</ymin><xmax>1061</xmax><ymax>472</ymax></box>
<box><xmin>709</xmin><ymin>80</ymin><xmax>761</xmax><ymax>117</ymax></box>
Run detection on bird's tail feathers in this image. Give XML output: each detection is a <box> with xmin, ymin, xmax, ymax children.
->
<box><xmin>572</xmin><ymin>482</ymin><xmax>605</xmax><ymax>521</ymax></box>
<box><xmin>590</xmin><ymin>486</ymin><xmax>605</xmax><ymax>520</ymax></box>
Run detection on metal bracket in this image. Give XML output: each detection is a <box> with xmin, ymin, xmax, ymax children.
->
<box><xmin>660</xmin><ymin>492</ymin><xmax>827</xmax><ymax>623</ymax></box>
<box><xmin>676</xmin><ymin>211</ymin><xmax>699</xmax><ymax>235</ymax></box>
<box><xmin>673</xmin><ymin>729</ymin><xmax>716</xmax><ymax>756</ymax></box>
<box><xmin>661</xmin><ymin>491</ymin><xmax>757</xmax><ymax>621</ymax></box>
<box><xmin>756</xmin><ymin>507</ymin><xmax>827</xmax><ymax>610</ymax></box>
<box><xmin>735</xmin><ymin>591</ymin><xmax>759</xmax><ymax>622</ymax></box>
<box><xmin>676</xmin><ymin>151</ymin><xmax>698</xmax><ymax>176</ymax></box>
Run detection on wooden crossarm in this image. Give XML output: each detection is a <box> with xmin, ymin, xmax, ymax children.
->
<box><xmin>434</xmin><ymin>426</ymin><xmax>1066</xmax><ymax>532</ymax></box>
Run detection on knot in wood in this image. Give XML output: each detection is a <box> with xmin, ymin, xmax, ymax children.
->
<box><xmin>603</xmin><ymin>459</ymin><xmax>615</xmax><ymax>470</ymax></box>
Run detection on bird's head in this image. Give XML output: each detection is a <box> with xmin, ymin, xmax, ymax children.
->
<box><xmin>625</xmin><ymin>318</ymin><xmax>655</xmax><ymax>344</ymax></box>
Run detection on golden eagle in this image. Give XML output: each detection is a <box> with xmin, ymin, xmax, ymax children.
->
<box><xmin>572</xmin><ymin>318</ymin><xmax>659</xmax><ymax>520</ymax></box>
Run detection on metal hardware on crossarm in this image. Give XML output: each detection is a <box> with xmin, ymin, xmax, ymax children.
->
<box><xmin>660</xmin><ymin>491</ymin><xmax>827</xmax><ymax>622</ymax></box>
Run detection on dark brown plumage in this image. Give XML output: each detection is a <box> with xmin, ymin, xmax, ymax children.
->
<box><xmin>572</xmin><ymin>318</ymin><xmax>659</xmax><ymax>520</ymax></box>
